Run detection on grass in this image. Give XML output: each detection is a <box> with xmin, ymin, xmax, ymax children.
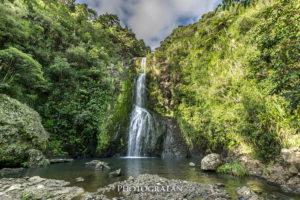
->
<box><xmin>217</xmin><ymin>160</ymin><xmax>248</xmax><ymax>177</ymax></box>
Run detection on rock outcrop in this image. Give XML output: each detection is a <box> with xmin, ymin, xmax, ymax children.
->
<box><xmin>281</xmin><ymin>147</ymin><xmax>300</xmax><ymax>175</ymax></box>
<box><xmin>0</xmin><ymin>94</ymin><xmax>49</xmax><ymax>168</ymax></box>
<box><xmin>27</xmin><ymin>149</ymin><xmax>50</xmax><ymax>167</ymax></box>
<box><xmin>160</xmin><ymin>117</ymin><xmax>188</xmax><ymax>159</ymax></box>
<box><xmin>201</xmin><ymin>153</ymin><xmax>222</xmax><ymax>171</ymax></box>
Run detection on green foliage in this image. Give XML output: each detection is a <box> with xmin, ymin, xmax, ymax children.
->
<box><xmin>221</xmin><ymin>0</ymin><xmax>253</xmax><ymax>10</ymax></box>
<box><xmin>21</xmin><ymin>162</ymin><xmax>29</xmax><ymax>168</ymax></box>
<box><xmin>217</xmin><ymin>161</ymin><xmax>248</xmax><ymax>177</ymax></box>
<box><xmin>0</xmin><ymin>47</ymin><xmax>47</xmax><ymax>104</ymax></box>
<box><xmin>0</xmin><ymin>0</ymin><xmax>148</xmax><ymax>157</ymax></box>
<box><xmin>254</xmin><ymin>0</ymin><xmax>300</xmax><ymax>109</ymax></box>
<box><xmin>148</xmin><ymin>0</ymin><xmax>299</xmax><ymax>163</ymax></box>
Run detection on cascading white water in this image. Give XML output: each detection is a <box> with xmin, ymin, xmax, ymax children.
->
<box><xmin>127</xmin><ymin>57</ymin><xmax>156</xmax><ymax>157</ymax></box>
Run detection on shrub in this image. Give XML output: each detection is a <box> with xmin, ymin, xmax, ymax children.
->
<box><xmin>217</xmin><ymin>160</ymin><xmax>248</xmax><ymax>177</ymax></box>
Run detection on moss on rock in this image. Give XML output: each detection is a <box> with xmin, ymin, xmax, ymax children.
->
<box><xmin>0</xmin><ymin>94</ymin><xmax>49</xmax><ymax>167</ymax></box>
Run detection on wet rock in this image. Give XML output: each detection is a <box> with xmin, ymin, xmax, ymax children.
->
<box><xmin>76</xmin><ymin>177</ymin><xmax>85</xmax><ymax>182</ymax></box>
<box><xmin>236</xmin><ymin>186</ymin><xmax>263</xmax><ymax>200</ymax></box>
<box><xmin>85</xmin><ymin>160</ymin><xmax>101</xmax><ymax>166</ymax></box>
<box><xmin>201</xmin><ymin>153</ymin><xmax>222</xmax><ymax>171</ymax></box>
<box><xmin>108</xmin><ymin>169</ymin><xmax>121</xmax><ymax>178</ymax></box>
<box><xmin>82</xmin><ymin>174</ymin><xmax>230</xmax><ymax>200</ymax></box>
<box><xmin>0</xmin><ymin>168</ymin><xmax>24</xmax><ymax>177</ymax></box>
<box><xmin>161</xmin><ymin>118</ymin><xmax>188</xmax><ymax>159</ymax></box>
<box><xmin>27</xmin><ymin>149</ymin><xmax>50</xmax><ymax>167</ymax></box>
<box><xmin>95</xmin><ymin>162</ymin><xmax>111</xmax><ymax>171</ymax></box>
<box><xmin>189</xmin><ymin>162</ymin><xmax>196</xmax><ymax>167</ymax></box>
<box><xmin>50</xmin><ymin>158</ymin><xmax>74</xmax><ymax>164</ymax></box>
<box><xmin>0</xmin><ymin>176</ymin><xmax>84</xmax><ymax>199</ymax></box>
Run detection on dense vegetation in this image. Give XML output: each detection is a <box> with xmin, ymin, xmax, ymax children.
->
<box><xmin>148</xmin><ymin>0</ymin><xmax>299</xmax><ymax>162</ymax></box>
<box><xmin>0</xmin><ymin>0</ymin><xmax>149</xmax><ymax>158</ymax></box>
<box><xmin>0</xmin><ymin>0</ymin><xmax>298</xmax><ymax>165</ymax></box>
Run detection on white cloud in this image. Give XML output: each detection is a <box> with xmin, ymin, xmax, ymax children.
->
<box><xmin>76</xmin><ymin>0</ymin><xmax>221</xmax><ymax>49</ymax></box>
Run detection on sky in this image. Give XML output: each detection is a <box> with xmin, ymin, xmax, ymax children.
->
<box><xmin>76</xmin><ymin>0</ymin><xmax>222</xmax><ymax>49</ymax></box>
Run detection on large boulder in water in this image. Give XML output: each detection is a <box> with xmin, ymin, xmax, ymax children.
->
<box><xmin>108</xmin><ymin>169</ymin><xmax>121</xmax><ymax>178</ymax></box>
<box><xmin>0</xmin><ymin>94</ymin><xmax>49</xmax><ymax>167</ymax></box>
<box><xmin>95</xmin><ymin>161</ymin><xmax>111</xmax><ymax>171</ymax></box>
<box><xmin>85</xmin><ymin>160</ymin><xmax>111</xmax><ymax>170</ymax></box>
<box><xmin>201</xmin><ymin>153</ymin><xmax>222</xmax><ymax>171</ymax></box>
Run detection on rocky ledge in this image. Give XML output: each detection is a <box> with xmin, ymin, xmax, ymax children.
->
<box><xmin>82</xmin><ymin>174</ymin><xmax>230</xmax><ymax>200</ymax></box>
<box><xmin>0</xmin><ymin>176</ymin><xmax>84</xmax><ymax>200</ymax></box>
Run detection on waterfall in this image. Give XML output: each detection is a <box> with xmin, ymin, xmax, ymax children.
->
<box><xmin>127</xmin><ymin>57</ymin><xmax>156</xmax><ymax>157</ymax></box>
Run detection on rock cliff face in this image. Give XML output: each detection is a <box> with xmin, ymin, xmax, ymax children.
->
<box><xmin>160</xmin><ymin>117</ymin><xmax>188</xmax><ymax>159</ymax></box>
<box><xmin>136</xmin><ymin>112</ymin><xmax>188</xmax><ymax>158</ymax></box>
<box><xmin>0</xmin><ymin>94</ymin><xmax>49</xmax><ymax>167</ymax></box>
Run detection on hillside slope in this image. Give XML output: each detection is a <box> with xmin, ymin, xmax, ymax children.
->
<box><xmin>148</xmin><ymin>0</ymin><xmax>299</xmax><ymax>162</ymax></box>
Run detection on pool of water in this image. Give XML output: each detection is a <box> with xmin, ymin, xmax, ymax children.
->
<box><xmin>14</xmin><ymin>158</ymin><xmax>300</xmax><ymax>199</ymax></box>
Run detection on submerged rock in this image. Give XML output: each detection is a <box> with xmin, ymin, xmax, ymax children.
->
<box><xmin>95</xmin><ymin>162</ymin><xmax>111</xmax><ymax>171</ymax></box>
<box><xmin>189</xmin><ymin>162</ymin><xmax>196</xmax><ymax>167</ymax></box>
<box><xmin>0</xmin><ymin>176</ymin><xmax>84</xmax><ymax>199</ymax></box>
<box><xmin>201</xmin><ymin>153</ymin><xmax>222</xmax><ymax>171</ymax></box>
<box><xmin>50</xmin><ymin>158</ymin><xmax>74</xmax><ymax>164</ymax></box>
<box><xmin>235</xmin><ymin>186</ymin><xmax>263</xmax><ymax>200</ymax></box>
<box><xmin>108</xmin><ymin>169</ymin><xmax>121</xmax><ymax>178</ymax></box>
<box><xmin>76</xmin><ymin>177</ymin><xmax>85</xmax><ymax>182</ymax></box>
<box><xmin>0</xmin><ymin>94</ymin><xmax>49</xmax><ymax>168</ymax></box>
<box><xmin>82</xmin><ymin>174</ymin><xmax>230</xmax><ymax>200</ymax></box>
<box><xmin>85</xmin><ymin>160</ymin><xmax>101</xmax><ymax>166</ymax></box>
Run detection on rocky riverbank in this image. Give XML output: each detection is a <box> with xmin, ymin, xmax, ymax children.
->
<box><xmin>224</xmin><ymin>146</ymin><xmax>300</xmax><ymax>195</ymax></box>
<box><xmin>82</xmin><ymin>174</ymin><xmax>230</xmax><ymax>200</ymax></box>
<box><xmin>0</xmin><ymin>173</ymin><xmax>267</xmax><ymax>200</ymax></box>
